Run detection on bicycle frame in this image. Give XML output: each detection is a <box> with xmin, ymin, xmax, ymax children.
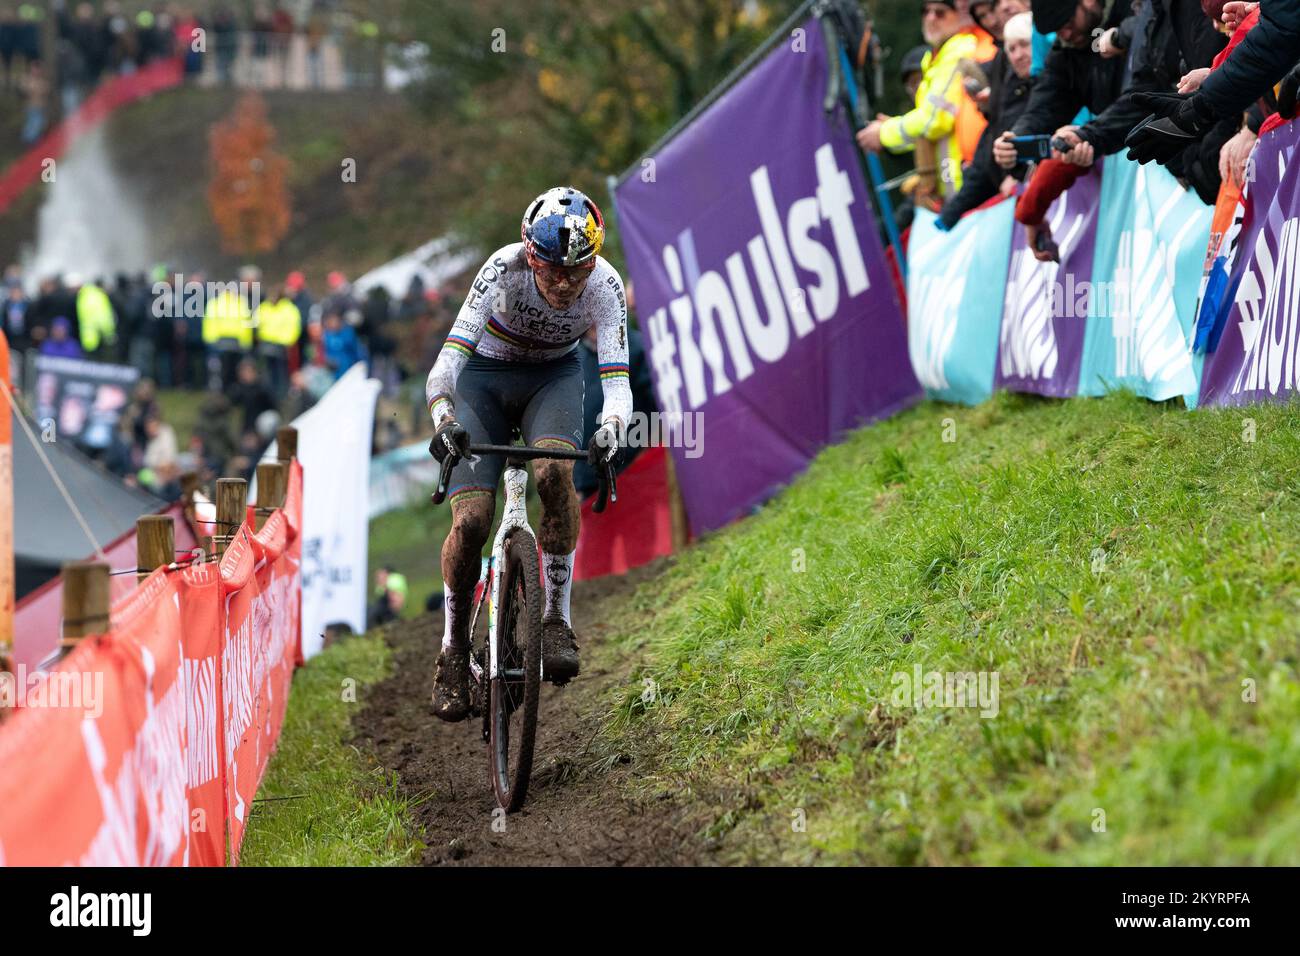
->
<box><xmin>467</xmin><ymin>462</ymin><xmax>535</xmax><ymax>687</ymax></box>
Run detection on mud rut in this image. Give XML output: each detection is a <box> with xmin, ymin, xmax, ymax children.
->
<box><xmin>354</xmin><ymin>560</ymin><xmax>713</xmax><ymax>866</ymax></box>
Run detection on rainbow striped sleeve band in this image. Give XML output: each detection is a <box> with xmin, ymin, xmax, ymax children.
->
<box><xmin>443</xmin><ymin>333</ymin><xmax>477</xmax><ymax>358</ymax></box>
<box><xmin>599</xmin><ymin>363</ymin><xmax>631</xmax><ymax>380</ymax></box>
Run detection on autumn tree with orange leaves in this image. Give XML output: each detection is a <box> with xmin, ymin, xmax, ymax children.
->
<box><xmin>207</xmin><ymin>93</ymin><xmax>291</xmax><ymax>256</ymax></box>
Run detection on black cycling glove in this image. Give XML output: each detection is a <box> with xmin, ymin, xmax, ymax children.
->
<box><xmin>430</xmin><ymin>419</ymin><xmax>470</xmax><ymax>463</ymax></box>
<box><xmin>1125</xmin><ymin>91</ymin><xmax>1213</xmax><ymax>165</ymax></box>
<box><xmin>587</xmin><ymin>423</ymin><xmax>619</xmax><ymax>467</ymax></box>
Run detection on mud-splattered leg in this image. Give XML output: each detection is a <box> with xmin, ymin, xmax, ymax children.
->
<box><xmin>440</xmin><ymin>491</ymin><xmax>494</xmax><ymax>649</ymax></box>
<box><xmin>534</xmin><ymin>455</ymin><xmax>578</xmax><ymax>624</ymax></box>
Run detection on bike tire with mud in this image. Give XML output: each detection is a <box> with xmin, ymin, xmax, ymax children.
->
<box><xmin>489</xmin><ymin>530</ymin><xmax>543</xmax><ymax>812</ymax></box>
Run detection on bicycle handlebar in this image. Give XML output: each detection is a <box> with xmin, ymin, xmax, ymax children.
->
<box><xmin>431</xmin><ymin>443</ymin><xmax>618</xmax><ymax>512</ymax></box>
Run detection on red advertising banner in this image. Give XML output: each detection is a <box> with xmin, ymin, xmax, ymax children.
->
<box><xmin>177</xmin><ymin>560</ymin><xmax>227</xmax><ymax>867</ymax></box>
<box><xmin>0</xmin><ymin>459</ymin><xmax>304</xmax><ymax>866</ymax></box>
<box><xmin>0</xmin><ymin>636</ymin><xmax>130</xmax><ymax>864</ymax></box>
<box><xmin>575</xmin><ymin>446</ymin><xmax>674</xmax><ymax>581</ymax></box>
<box><xmin>0</xmin><ymin>571</ymin><xmax>189</xmax><ymax>865</ymax></box>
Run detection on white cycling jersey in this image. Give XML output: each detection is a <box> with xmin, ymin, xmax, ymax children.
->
<box><xmin>425</xmin><ymin>242</ymin><xmax>633</xmax><ymax>431</ymax></box>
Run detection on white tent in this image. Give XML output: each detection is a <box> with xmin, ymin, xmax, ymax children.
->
<box><xmin>352</xmin><ymin>235</ymin><xmax>480</xmax><ymax>300</ymax></box>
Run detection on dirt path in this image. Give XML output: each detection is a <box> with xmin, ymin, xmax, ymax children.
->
<box><xmin>354</xmin><ymin>560</ymin><xmax>713</xmax><ymax>866</ymax></box>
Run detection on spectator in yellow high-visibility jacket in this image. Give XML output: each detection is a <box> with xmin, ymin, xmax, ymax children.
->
<box><xmin>857</xmin><ymin>0</ymin><xmax>983</xmax><ymax>204</ymax></box>
<box><xmin>253</xmin><ymin>284</ymin><xmax>302</xmax><ymax>399</ymax></box>
<box><xmin>203</xmin><ymin>281</ymin><xmax>252</xmax><ymax>389</ymax></box>
<box><xmin>72</xmin><ymin>277</ymin><xmax>117</xmax><ymax>358</ymax></box>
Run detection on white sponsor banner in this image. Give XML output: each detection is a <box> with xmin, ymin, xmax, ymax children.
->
<box><xmin>259</xmin><ymin>364</ymin><xmax>380</xmax><ymax>657</ymax></box>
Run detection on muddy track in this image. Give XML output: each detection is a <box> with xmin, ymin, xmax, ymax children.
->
<box><xmin>354</xmin><ymin>559</ymin><xmax>714</xmax><ymax>866</ymax></box>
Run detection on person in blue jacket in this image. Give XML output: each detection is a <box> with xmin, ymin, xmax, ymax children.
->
<box><xmin>322</xmin><ymin>309</ymin><xmax>362</xmax><ymax>379</ymax></box>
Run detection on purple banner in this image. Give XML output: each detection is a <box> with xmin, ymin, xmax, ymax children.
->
<box><xmin>995</xmin><ymin>165</ymin><xmax>1101</xmax><ymax>397</ymax></box>
<box><xmin>1199</xmin><ymin>120</ymin><xmax>1300</xmax><ymax>407</ymax></box>
<box><xmin>614</xmin><ymin>19</ymin><xmax>920</xmax><ymax>533</ymax></box>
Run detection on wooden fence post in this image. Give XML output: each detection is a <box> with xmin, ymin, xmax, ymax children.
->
<box><xmin>62</xmin><ymin>561</ymin><xmax>110</xmax><ymax>649</ymax></box>
<box><xmin>276</xmin><ymin>425</ymin><xmax>298</xmax><ymax>463</ymax></box>
<box><xmin>255</xmin><ymin>462</ymin><xmax>288</xmax><ymax>530</ymax></box>
<box><xmin>214</xmin><ymin>478</ymin><xmax>247</xmax><ymax>560</ymax></box>
<box><xmin>136</xmin><ymin>514</ymin><xmax>175</xmax><ymax>582</ymax></box>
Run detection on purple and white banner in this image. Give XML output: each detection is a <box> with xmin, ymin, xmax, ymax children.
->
<box><xmin>1199</xmin><ymin>120</ymin><xmax>1300</xmax><ymax>407</ymax></box>
<box><xmin>614</xmin><ymin>18</ymin><xmax>920</xmax><ymax>533</ymax></box>
<box><xmin>995</xmin><ymin>166</ymin><xmax>1101</xmax><ymax>397</ymax></box>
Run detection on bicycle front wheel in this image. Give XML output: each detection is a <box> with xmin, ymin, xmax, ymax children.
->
<box><xmin>489</xmin><ymin>530</ymin><xmax>543</xmax><ymax>812</ymax></box>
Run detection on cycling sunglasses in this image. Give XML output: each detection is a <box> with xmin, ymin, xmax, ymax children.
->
<box><xmin>530</xmin><ymin>258</ymin><xmax>596</xmax><ymax>284</ymax></box>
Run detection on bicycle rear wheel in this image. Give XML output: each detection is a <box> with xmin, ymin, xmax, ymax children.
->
<box><xmin>489</xmin><ymin>530</ymin><xmax>543</xmax><ymax>812</ymax></box>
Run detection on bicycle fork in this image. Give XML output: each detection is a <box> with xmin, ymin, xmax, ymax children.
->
<box><xmin>487</xmin><ymin>463</ymin><xmax>531</xmax><ymax>681</ymax></box>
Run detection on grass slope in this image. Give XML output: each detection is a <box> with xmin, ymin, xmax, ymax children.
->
<box><xmin>239</xmin><ymin>632</ymin><xmax>424</xmax><ymax>866</ymax></box>
<box><xmin>601</xmin><ymin>392</ymin><xmax>1300</xmax><ymax>865</ymax></box>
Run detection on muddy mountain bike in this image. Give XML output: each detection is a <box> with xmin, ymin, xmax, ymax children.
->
<box><xmin>431</xmin><ymin>440</ymin><xmax>617</xmax><ymax>812</ymax></box>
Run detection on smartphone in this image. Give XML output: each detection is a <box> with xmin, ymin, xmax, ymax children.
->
<box><xmin>1010</xmin><ymin>134</ymin><xmax>1053</xmax><ymax>161</ymax></box>
<box><xmin>1034</xmin><ymin>230</ymin><xmax>1060</xmax><ymax>262</ymax></box>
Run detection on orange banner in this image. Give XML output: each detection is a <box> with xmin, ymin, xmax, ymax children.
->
<box><xmin>0</xmin><ymin>572</ymin><xmax>190</xmax><ymax>865</ymax></box>
<box><xmin>0</xmin><ymin>459</ymin><xmax>304</xmax><ymax>866</ymax></box>
<box><xmin>177</xmin><ymin>560</ymin><xmax>227</xmax><ymax>867</ymax></box>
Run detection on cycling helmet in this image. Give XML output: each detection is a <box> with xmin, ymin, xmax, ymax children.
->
<box><xmin>521</xmin><ymin>187</ymin><xmax>605</xmax><ymax>267</ymax></box>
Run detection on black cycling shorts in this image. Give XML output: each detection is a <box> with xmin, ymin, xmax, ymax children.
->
<box><xmin>447</xmin><ymin>351</ymin><xmax>585</xmax><ymax>500</ymax></box>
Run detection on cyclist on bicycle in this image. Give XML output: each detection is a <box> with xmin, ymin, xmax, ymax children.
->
<box><xmin>426</xmin><ymin>186</ymin><xmax>632</xmax><ymax>722</ymax></box>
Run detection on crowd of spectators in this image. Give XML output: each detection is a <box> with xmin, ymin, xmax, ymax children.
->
<box><xmin>855</xmin><ymin>0</ymin><xmax>1300</xmax><ymax>260</ymax></box>
<box><xmin>2</xmin><ymin>1</ymin><xmax>369</xmax><ymax>147</ymax></box>
<box><xmin>2</xmin><ymin>259</ymin><xmax>463</xmax><ymax>499</ymax></box>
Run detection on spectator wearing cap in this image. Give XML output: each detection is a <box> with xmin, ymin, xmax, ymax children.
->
<box><xmin>967</xmin><ymin>0</ymin><xmax>1030</xmax><ymax>121</ymax></box>
<box><xmin>318</xmin><ymin>270</ymin><xmax>358</xmax><ymax>326</ymax></box>
<box><xmin>857</xmin><ymin>1</ymin><xmax>986</xmax><ymax>207</ymax></box>
<box><xmin>39</xmin><ymin>316</ymin><xmax>82</xmax><ymax>359</ymax></box>
<box><xmin>286</xmin><ymin>270</ymin><xmax>313</xmax><ymax>328</ymax></box>
<box><xmin>900</xmin><ymin>44</ymin><xmax>929</xmax><ymax>103</ymax></box>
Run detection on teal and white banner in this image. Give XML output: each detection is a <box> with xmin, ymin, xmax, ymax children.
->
<box><xmin>1078</xmin><ymin>158</ymin><xmax>1212</xmax><ymax>405</ymax></box>
<box><xmin>907</xmin><ymin>201</ymin><xmax>1014</xmax><ymax>406</ymax></box>
<box><xmin>906</xmin><ymin>158</ymin><xmax>1212</xmax><ymax>407</ymax></box>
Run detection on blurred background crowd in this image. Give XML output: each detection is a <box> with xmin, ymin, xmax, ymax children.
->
<box><xmin>3</xmin><ymin>258</ymin><xmax>466</xmax><ymax>497</ymax></box>
<box><xmin>2</xmin><ymin>0</ymin><xmax>384</xmax><ymax>146</ymax></box>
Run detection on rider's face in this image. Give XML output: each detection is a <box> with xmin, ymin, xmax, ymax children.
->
<box><xmin>529</xmin><ymin>255</ymin><xmax>594</xmax><ymax>309</ymax></box>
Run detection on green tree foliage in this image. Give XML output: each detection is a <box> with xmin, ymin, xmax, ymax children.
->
<box><xmin>395</xmin><ymin>0</ymin><xmax>926</xmax><ymax>263</ymax></box>
<box><xmin>400</xmin><ymin>0</ymin><xmax>799</xmax><ymax>263</ymax></box>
